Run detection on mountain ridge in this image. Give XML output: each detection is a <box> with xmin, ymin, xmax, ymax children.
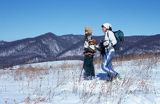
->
<box><xmin>0</xmin><ymin>32</ymin><xmax>160</xmax><ymax>68</ymax></box>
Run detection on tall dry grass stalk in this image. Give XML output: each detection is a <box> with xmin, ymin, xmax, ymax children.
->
<box><xmin>14</xmin><ymin>65</ymin><xmax>49</xmax><ymax>81</ymax></box>
<box><xmin>1</xmin><ymin>56</ymin><xmax>159</xmax><ymax>104</ymax></box>
<box><xmin>50</xmin><ymin>61</ymin><xmax>82</xmax><ymax>71</ymax></box>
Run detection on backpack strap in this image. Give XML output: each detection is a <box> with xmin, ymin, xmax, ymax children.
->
<box><xmin>107</xmin><ymin>31</ymin><xmax>114</xmax><ymax>47</ymax></box>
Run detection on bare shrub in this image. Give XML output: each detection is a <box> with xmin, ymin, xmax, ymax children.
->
<box><xmin>14</xmin><ymin>65</ymin><xmax>49</xmax><ymax>81</ymax></box>
<box><xmin>23</xmin><ymin>97</ymin><xmax>30</xmax><ymax>104</ymax></box>
<box><xmin>50</xmin><ymin>61</ymin><xmax>82</xmax><ymax>71</ymax></box>
<box><xmin>33</xmin><ymin>96</ymin><xmax>46</xmax><ymax>104</ymax></box>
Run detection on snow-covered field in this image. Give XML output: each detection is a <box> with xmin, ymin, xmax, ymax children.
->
<box><xmin>0</xmin><ymin>57</ymin><xmax>160</xmax><ymax>104</ymax></box>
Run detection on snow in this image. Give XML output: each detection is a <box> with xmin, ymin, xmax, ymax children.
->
<box><xmin>0</xmin><ymin>57</ymin><xmax>160</xmax><ymax>104</ymax></box>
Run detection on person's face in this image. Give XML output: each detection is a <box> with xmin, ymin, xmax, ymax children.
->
<box><xmin>102</xmin><ymin>27</ymin><xmax>107</xmax><ymax>32</ymax></box>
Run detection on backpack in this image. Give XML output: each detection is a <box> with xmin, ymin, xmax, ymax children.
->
<box><xmin>113</xmin><ymin>30</ymin><xmax>124</xmax><ymax>50</ymax></box>
<box><xmin>97</xmin><ymin>30</ymin><xmax>124</xmax><ymax>56</ymax></box>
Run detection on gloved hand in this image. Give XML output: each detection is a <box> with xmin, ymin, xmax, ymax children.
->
<box><xmin>89</xmin><ymin>45</ymin><xmax>96</xmax><ymax>51</ymax></box>
<box><xmin>95</xmin><ymin>44</ymin><xmax>99</xmax><ymax>49</ymax></box>
<box><xmin>103</xmin><ymin>40</ymin><xmax>109</xmax><ymax>47</ymax></box>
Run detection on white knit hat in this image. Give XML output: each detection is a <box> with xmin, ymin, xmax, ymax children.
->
<box><xmin>102</xmin><ymin>23</ymin><xmax>112</xmax><ymax>29</ymax></box>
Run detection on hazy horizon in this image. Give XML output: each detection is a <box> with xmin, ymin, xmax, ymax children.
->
<box><xmin>0</xmin><ymin>32</ymin><xmax>159</xmax><ymax>42</ymax></box>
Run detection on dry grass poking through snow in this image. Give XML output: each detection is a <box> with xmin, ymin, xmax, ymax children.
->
<box><xmin>14</xmin><ymin>65</ymin><xmax>49</xmax><ymax>81</ymax></box>
<box><xmin>75</xmin><ymin>56</ymin><xmax>160</xmax><ymax>104</ymax></box>
<box><xmin>0</xmin><ymin>57</ymin><xmax>160</xmax><ymax>104</ymax></box>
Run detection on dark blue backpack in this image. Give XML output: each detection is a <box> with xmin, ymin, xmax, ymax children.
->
<box><xmin>113</xmin><ymin>30</ymin><xmax>124</xmax><ymax>50</ymax></box>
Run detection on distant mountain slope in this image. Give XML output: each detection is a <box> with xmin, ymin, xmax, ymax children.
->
<box><xmin>0</xmin><ymin>33</ymin><xmax>160</xmax><ymax>68</ymax></box>
<box><xmin>120</xmin><ymin>34</ymin><xmax>160</xmax><ymax>55</ymax></box>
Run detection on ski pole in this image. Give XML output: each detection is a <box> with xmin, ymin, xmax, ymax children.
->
<box><xmin>78</xmin><ymin>62</ymin><xmax>84</xmax><ymax>82</ymax></box>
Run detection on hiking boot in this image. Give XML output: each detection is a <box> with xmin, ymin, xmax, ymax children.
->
<box><xmin>106</xmin><ymin>75</ymin><xmax>113</xmax><ymax>82</ymax></box>
<box><xmin>115</xmin><ymin>73</ymin><xmax>122</xmax><ymax>80</ymax></box>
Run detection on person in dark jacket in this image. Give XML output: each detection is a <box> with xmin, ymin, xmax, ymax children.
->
<box><xmin>83</xmin><ymin>27</ymin><xmax>97</xmax><ymax>80</ymax></box>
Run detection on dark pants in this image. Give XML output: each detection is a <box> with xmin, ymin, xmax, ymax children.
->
<box><xmin>83</xmin><ymin>55</ymin><xmax>95</xmax><ymax>78</ymax></box>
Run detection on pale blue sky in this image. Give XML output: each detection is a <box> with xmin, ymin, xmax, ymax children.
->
<box><xmin>0</xmin><ymin>0</ymin><xmax>160</xmax><ymax>41</ymax></box>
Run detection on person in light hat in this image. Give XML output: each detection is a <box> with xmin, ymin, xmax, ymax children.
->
<box><xmin>100</xmin><ymin>22</ymin><xmax>120</xmax><ymax>81</ymax></box>
<box><xmin>83</xmin><ymin>26</ymin><xmax>97</xmax><ymax>80</ymax></box>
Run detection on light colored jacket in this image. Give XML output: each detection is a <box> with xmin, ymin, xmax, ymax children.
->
<box><xmin>103</xmin><ymin>30</ymin><xmax>117</xmax><ymax>50</ymax></box>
